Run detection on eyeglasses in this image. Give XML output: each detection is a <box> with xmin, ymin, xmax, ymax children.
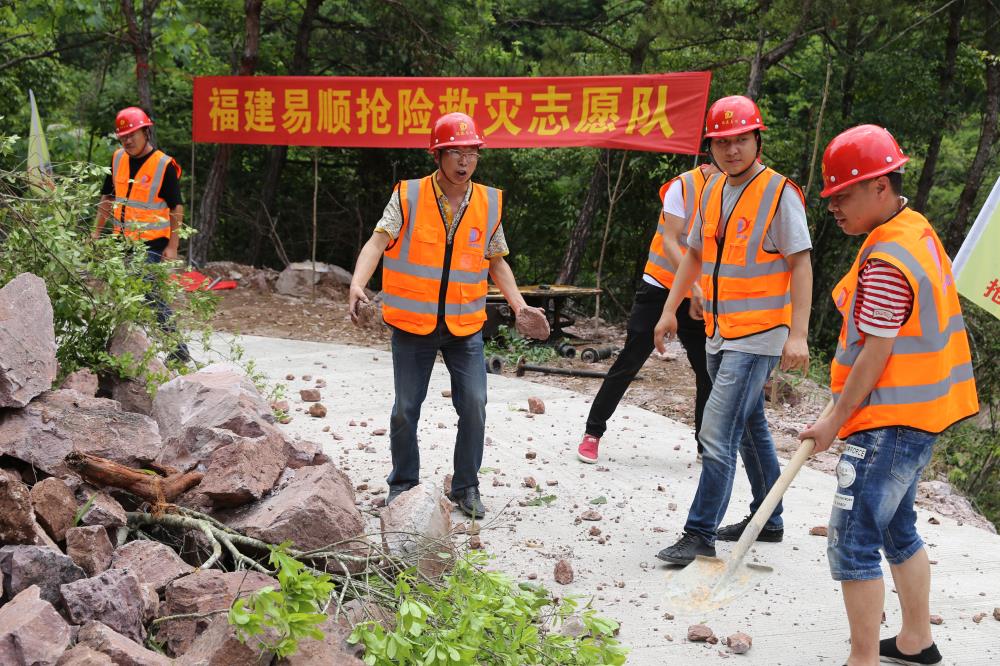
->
<box><xmin>443</xmin><ymin>149</ymin><xmax>480</xmax><ymax>162</ymax></box>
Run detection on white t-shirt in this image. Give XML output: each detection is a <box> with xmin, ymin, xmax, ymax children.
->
<box><xmin>642</xmin><ymin>179</ymin><xmax>687</xmax><ymax>288</ymax></box>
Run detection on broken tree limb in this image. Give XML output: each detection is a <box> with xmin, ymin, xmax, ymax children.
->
<box><xmin>65</xmin><ymin>451</ymin><xmax>203</xmax><ymax>505</ymax></box>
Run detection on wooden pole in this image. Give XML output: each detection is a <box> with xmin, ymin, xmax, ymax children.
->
<box><xmin>189</xmin><ymin>142</ymin><xmax>195</xmax><ymax>267</ymax></box>
<box><xmin>805</xmin><ymin>58</ymin><xmax>833</xmax><ymax>199</ymax></box>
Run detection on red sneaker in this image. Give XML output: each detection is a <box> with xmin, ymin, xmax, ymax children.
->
<box><xmin>577</xmin><ymin>434</ymin><xmax>600</xmax><ymax>464</ymax></box>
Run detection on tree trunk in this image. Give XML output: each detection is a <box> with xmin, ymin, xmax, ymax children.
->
<box><xmin>556</xmin><ymin>151</ymin><xmax>608</xmax><ymax>284</ymax></box>
<box><xmin>840</xmin><ymin>18</ymin><xmax>861</xmax><ymax>119</ymax></box>
<box><xmin>190</xmin><ymin>0</ymin><xmax>263</xmax><ymax>265</ymax></box>
<box><xmin>120</xmin><ymin>0</ymin><xmax>159</xmax><ymax>141</ymax></box>
<box><xmin>248</xmin><ymin>0</ymin><xmax>324</xmax><ymax>265</ymax></box>
<box><xmin>745</xmin><ymin>0</ymin><xmax>814</xmax><ymax>99</ymax></box>
<box><xmin>914</xmin><ymin>0</ymin><xmax>964</xmax><ymax>213</ymax></box>
<box><xmin>65</xmin><ymin>452</ymin><xmax>203</xmax><ymax>506</ymax></box>
<box><xmin>944</xmin><ymin>20</ymin><xmax>1000</xmax><ymax>255</ymax></box>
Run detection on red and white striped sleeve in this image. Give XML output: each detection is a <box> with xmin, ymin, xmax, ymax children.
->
<box><xmin>854</xmin><ymin>259</ymin><xmax>914</xmax><ymax>338</ymax></box>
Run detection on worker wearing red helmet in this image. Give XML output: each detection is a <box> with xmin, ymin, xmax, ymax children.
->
<box><xmin>94</xmin><ymin>106</ymin><xmax>190</xmax><ymax>363</ymax></box>
<box><xmin>349</xmin><ymin>112</ymin><xmax>546</xmax><ymax>517</ymax></box>
<box><xmin>652</xmin><ymin>95</ymin><xmax>814</xmax><ymax>565</ymax></box>
<box><xmin>800</xmin><ymin>125</ymin><xmax>978</xmax><ymax>666</ymax></box>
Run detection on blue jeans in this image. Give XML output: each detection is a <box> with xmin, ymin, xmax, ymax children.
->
<box><xmin>684</xmin><ymin>350</ymin><xmax>782</xmax><ymax>543</ymax></box>
<box><xmin>827</xmin><ymin>427</ymin><xmax>936</xmax><ymax>581</ymax></box>
<box><xmin>387</xmin><ymin>321</ymin><xmax>487</xmax><ymax>495</ymax></box>
<box><xmin>144</xmin><ymin>243</ymin><xmax>190</xmax><ymax>361</ymax></box>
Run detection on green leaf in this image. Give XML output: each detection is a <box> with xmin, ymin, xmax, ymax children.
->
<box><xmin>589</xmin><ymin>495</ymin><xmax>608</xmax><ymax>505</ymax></box>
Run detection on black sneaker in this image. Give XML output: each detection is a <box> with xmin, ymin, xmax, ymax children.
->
<box><xmin>449</xmin><ymin>486</ymin><xmax>487</xmax><ymax>518</ymax></box>
<box><xmin>655</xmin><ymin>532</ymin><xmax>716</xmax><ymax>565</ymax></box>
<box><xmin>716</xmin><ymin>515</ymin><xmax>784</xmax><ymax>543</ymax></box>
<box><xmin>879</xmin><ymin>637</ymin><xmax>943</xmax><ymax>665</ymax></box>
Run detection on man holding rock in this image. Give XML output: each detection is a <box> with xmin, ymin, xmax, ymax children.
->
<box><xmin>801</xmin><ymin>125</ymin><xmax>978</xmax><ymax>666</ymax></box>
<box><xmin>349</xmin><ymin>112</ymin><xmax>547</xmax><ymax>518</ymax></box>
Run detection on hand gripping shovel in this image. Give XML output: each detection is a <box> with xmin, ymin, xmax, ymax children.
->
<box><xmin>662</xmin><ymin>399</ymin><xmax>835</xmax><ymax>613</ymax></box>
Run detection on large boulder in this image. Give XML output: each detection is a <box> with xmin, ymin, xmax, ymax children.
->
<box><xmin>0</xmin><ymin>390</ymin><xmax>162</xmax><ymax>477</ymax></box>
<box><xmin>274</xmin><ymin>261</ymin><xmax>352</xmax><ymax>297</ymax></box>
<box><xmin>197</xmin><ymin>432</ymin><xmax>287</xmax><ymax>508</ymax></box>
<box><xmin>66</xmin><ymin>526</ymin><xmax>115</xmax><ymax>577</ymax></box>
<box><xmin>174</xmin><ymin>614</ymin><xmax>273</xmax><ymax>666</ymax></box>
<box><xmin>56</xmin><ymin>644</ymin><xmax>114</xmax><ymax>665</ymax></box>
<box><xmin>60</xmin><ymin>368</ymin><xmax>99</xmax><ymax>397</ymax></box>
<box><xmin>0</xmin><ymin>468</ymin><xmax>54</xmax><ymax>546</ymax></box>
<box><xmin>0</xmin><ymin>585</ymin><xmax>72</xmax><ymax>666</ymax></box>
<box><xmin>222</xmin><ymin>463</ymin><xmax>365</xmax><ymax>561</ymax></box>
<box><xmin>277</xmin><ymin>615</ymin><xmax>366</xmax><ymax>666</ymax></box>
<box><xmin>30</xmin><ymin>477</ymin><xmax>78</xmax><ymax>542</ymax></box>
<box><xmin>76</xmin><ymin>620</ymin><xmax>171</xmax><ymax>666</ymax></box>
<box><xmin>60</xmin><ymin>568</ymin><xmax>148</xmax><ymax>644</ymax></box>
<box><xmin>160</xmin><ymin>570</ymin><xmax>277</xmax><ymax>657</ymax></box>
<box><xmin>152</xmin><ymin>363</ymin><xmax>276</xmax><ymax>470</ymax></box>
<box><xmin>107</xmin><ymin>325</ymin><xmax>170</xmax><ymax>416</ymax></box>
<box><xmin>0</xmin><ymin>545</ymin><xmax>86</xmax><ymax>607</ymax></box>
<box><xmin>77</xmin><ymin>491</ymin><xmax>128</xmax><ymax>530</ymax></box>
<box><xmin>0</xmin><ymin>273</ymin><xmax>58</xmax><ymax>408</ymax></box>
<box><xmin>379</xmin><ymin>485</ymin><xmax>455</xmax><ymax>578</ymax></box>
<box><xmin>110</xmin><ymin>539</ymin><xmax>194</xmax><ymax>593</ymax></box>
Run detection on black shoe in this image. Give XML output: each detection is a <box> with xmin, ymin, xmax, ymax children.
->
<box><xmin>167</xmin><ymin>343</ymin><xmax>193</xmax><ymax>365</ymax></box>
<box><xmin>386</xmin><ymin>484</ymin><xmax>416</xmax><ymax>506</ymax></box>
<box><xmin>655</xmin><ymin>532</ymin><xmax>716</xmax><ymax>565</ymax></box>
<box><xmin>448</xmin><ymin>486</ymin><xmax>487</xmax><ymax>518</ymax></box>
<box><xmin>716</xmin><ymin>515</ymin><xmax>784</xmax><ymax>543</ymax></box>
<box><xmin>879</xmin><ymin>637</ymin><xmax>943</xmax><ymax>665</ymax></box>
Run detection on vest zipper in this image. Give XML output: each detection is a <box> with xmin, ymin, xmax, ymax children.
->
<box><xmin>436</xmin><ymin>187</ymin><xmax>473</xmax><ymax>322</ymax></box>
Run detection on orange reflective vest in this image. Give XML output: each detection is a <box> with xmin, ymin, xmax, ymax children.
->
<box><xmin>110</xmin><ymin>148</ymin><xmax>180</xmax><ymax>242</ymax></box>
<box><xmin>699</xmin><ymin>166</ymin><xmax>801</xmax><ymax>339</ymax></box>
<box><xmin>830</xmin><ymin>207</ymin><xmax>978</xmax><ymax>438</ymax></box>
<box><xmin>643</xmin><ymin>167</ymin><xmax>707</xmax><ymax>290</ymax></box>
<box><xmin>381</xmin><ymin>175</ymin><xmax>502</xmax><ymax>336</ymax></box>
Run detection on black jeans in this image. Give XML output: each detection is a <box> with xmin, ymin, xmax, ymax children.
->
<box><xmin>585</xmin><ymin>281</ymin><xmax>711</xmax><ymax>447</ymax></box>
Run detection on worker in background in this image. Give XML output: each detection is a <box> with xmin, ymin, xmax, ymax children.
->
<box><xmin>801</xmin><ymin>125</ymin><xmax>978</xmax><ymax>666</ymax></box>
<box><xmin>93</xmin><ymin>106</ymin><xmax>190</xmax><ymax>364</ymax></box>
<box><xmin>575</xmin><ymin>163</ymin><xmax>716</xmax><ymax>465</ymax></box>
<box><xmin>349</xmin><ymin>112</ymin><xmax>548</xmax><ymax>518</ymax></box>
<box><xmin>653</xmin><ymin>95</ymin><xmax>813</xmax><ymax>565</ymax></box>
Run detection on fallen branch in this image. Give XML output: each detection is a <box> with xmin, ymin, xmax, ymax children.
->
<box><xmin>65</xmin><ymin>451</ymin><xmax>203</xmax><ymax>506</ymax></box>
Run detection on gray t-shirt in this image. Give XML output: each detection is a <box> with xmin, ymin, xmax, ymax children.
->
<box><xmin>687</xmin><ymin>165</ymin><xmax>812</xmax><ymax>356</ymax></box>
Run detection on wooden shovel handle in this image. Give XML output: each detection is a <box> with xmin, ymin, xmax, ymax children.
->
<box><xmin>727</xmin><ymin>398</ymin><xmax>836</xmax><ymax>569</ymax></box>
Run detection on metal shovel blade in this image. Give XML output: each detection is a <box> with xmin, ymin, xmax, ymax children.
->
<box><xmin>662</xmin><ymin>555</ymin><xmax>774</xmax><ymax>613</ymax></box>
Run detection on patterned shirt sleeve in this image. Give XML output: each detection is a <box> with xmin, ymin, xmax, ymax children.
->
<box><xmin>373</xmin><ymin>187</ymin><xmax>403</xmax><ymax>240</ymax></box>
<box><xmin>486</xmin><ymin>223</ymin><xmax>509</xmax><ymax>258</ymax></box>
<box><xmin>854</xmin><ymin>259</ymin><xmax>914</xmax><ymax>338</ymax></box>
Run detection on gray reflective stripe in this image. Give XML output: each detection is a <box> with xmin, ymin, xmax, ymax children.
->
<box><xmin>485</xmin><ymin>185</ymin><xmax>499</xmax><ymax>238</ymax></box>
<box><xmin>112</xmin><ymin>150</ymin><xmax>124</xmax><ymax>181</ymax></box>
<box><xmin>678</xmin><ymin>171</ymin><xmax>696</xmax><ymax>250</ymax></box>
<box><xmin>382</xmin><ymin>292</ymin><xmax>485</xmax><ymax>316</ymax></box>
<box><xmin>114</xmin><ymin>197</ymin><xmax>169</xmax><ymax>210</ymax></box>
<box><xmin>703</xmin><ymin>258</ymin><xmax>789</xmax><ymax>278</ymax></box>
<box><xmin>116</xmin><ymin>219</ymin><xmax>171</xmax><ymax>232</ymax></box>
<box><xmin>646</xmin><ymin>251</ymin><xmax>676</xmax><ymax>273</ymax></box>
<box><xmin>834</xmin><ymin>239</ymin><xmax>963</xmax><ymax>367</ymax></box>
<box><xmin>712</xmin><ymin>292</ymin><xmax>790</xmax><ymax>314</ymax></box>
<box><xmin>860</xmin><ymin>362</ymin><xmax>975</xmax><ymax>407</ymax></box>
<box><xmin>144</xmin><ymin>154</ymin><xmax>171</xmax><ymax>204</ymax></box>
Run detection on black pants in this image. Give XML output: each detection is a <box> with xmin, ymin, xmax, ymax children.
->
<box><xmin>585</xmin><ymin>281</ymin><xmax>711</xmax><ymax>448</ymax></box>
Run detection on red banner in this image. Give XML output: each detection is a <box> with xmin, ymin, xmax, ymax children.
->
<box><xmin>192</xmin><ymin>73</ymin><xmax>711</xmax><ymax>154</ymax></box>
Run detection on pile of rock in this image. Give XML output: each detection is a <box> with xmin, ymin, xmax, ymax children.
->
<box><xmin>0</xmin><ymin>273</ymin><xmax>378</xmax><ymax>664</ymax></box>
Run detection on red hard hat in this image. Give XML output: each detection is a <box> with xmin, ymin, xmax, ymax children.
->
<box><xmin>703</xmin><ymin>95</ymin><xmax>767</xmax><ymax>138</ymax></box>
<box><xmin>115</xmin><ymin>107</ymin><xmax>153</xmax><ymax>138</ymax></box>
<box><xmin>429</xmin><ymin>112</ymin><xmax>485</xmax><ymax>152</ymax></box>
<box><xmin>820</xmin><ymin>124</ymin><xmax>909</xmax><ymax>197</ymax></box>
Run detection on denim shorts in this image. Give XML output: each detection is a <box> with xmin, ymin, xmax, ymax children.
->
<box><xmin>827</xmin><ymin>426</ymin><xmax>937</xmax><ymax>581</ymax></box>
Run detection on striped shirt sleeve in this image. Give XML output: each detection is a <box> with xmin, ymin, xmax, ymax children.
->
<box><xmin>854</xmin><ymin>259</ymin><xmax>914</xmax><ymax>338</ymax></box>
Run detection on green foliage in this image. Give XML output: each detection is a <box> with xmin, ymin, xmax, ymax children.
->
<box><xmin>228</xmin><ymin>544</ymin><xmax>335</xmax><ymax>659</ymax></box>
<box><xmin>484</xmin><ymin>325</ymin><xmax>557</xmax><ymax>365</ymax></box>
<box><xmin>349</xmin><ymin>550</ymin><xmax>628</xmax><ymax>666</ymax></box>
<box><xmin>0</xmin><ymin>148</ymin><xmax>216</xmax><ymax>383</ymax></box>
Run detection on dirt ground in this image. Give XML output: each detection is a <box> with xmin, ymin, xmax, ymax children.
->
<box><xmin>204</xmin><ymin>262</ymin><xmax>995</xmax><ymax>532</ymax></box>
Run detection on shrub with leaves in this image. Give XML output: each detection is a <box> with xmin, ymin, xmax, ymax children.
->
<box><xmin>484</xmin><ymin>324</ymin><xmax>557</xmax><ymax>366</ymax></box>
<box><xmin>349</xmin><ymin>550</ymin><xmax>628</xmax><ymax>666</ymax></box>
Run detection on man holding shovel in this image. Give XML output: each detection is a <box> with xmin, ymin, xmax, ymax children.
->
<box><xmin>349</xmin><ymin>112</ymin><xmax>548</xmax><ymax>518</ymax></box>
<box><xmin>652</xmin><ymin>95</ymin><xmax>814</xmax><ymax>564</ymax></box>
<box><xmin>801</xmin><ymin>125</ymin><xmax>978</xmax><ymax>666</ymax></box>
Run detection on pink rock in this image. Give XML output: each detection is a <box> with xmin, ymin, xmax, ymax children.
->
<box><xmin>0</xmin><ymin>545</ymin><xmax>86</xmax><ymax>606</ymax></box>
<box><xmin>60</xmin><ymin>568</ymin><xmax>148</xmax><ymax>644</ymax></box>
<box><xmin>66</xmin><ymin>526</ymin><xmax>114</xmax><ymax>577</ymax></box>
<box><xmin>160</xmin><ymin>570</ymin><xmax>277</xmax><ymax>656</ymax></box>
<box><xmin>110</xmin><ymin>540</ymin><xmax>194</xmax><ymax>593</ymax></box>
<box><xmin>198</xmin><ymin>434</ymin><xmax>287</xmax><ymax>508</ymax></box>
<box><xmin>688</xmin><ymin>624</ymin><xmax>714</xmax><ymax>642</ymax></box>
<box><xmin>809</xmin><ymin>526</ymin><xmax>828</xmax><ymax>537</ymax></box>
<box><xmin>61</xmin><ymin>368</ymin><xmax>99</xmax><ymax>397</ymax></box>
<box><xmin>107</xmin><ymin>325</ymin><xmax>169</xmax><ymax>415</ymax></box>
<box><xmin>56</xmin><ymin>644</ymin><xmax>114</xmax><ymax>665</ymax></box>
<box><xmin>0</xmin><ymin>390</ymin><xmax>162</xmax><ymax>477</ymax></box>
<box><xmin>30</xmin><ymin>477</ymin><xmax>78</xmax><ymax>542</ymax></box>
<box><xmin>174</xmin><ymin>614</ymin><xmax>272</xmax><ymax>665</ymax></box>
<box><xmin>580</xmin><ymin>510</ymin><xmax>602</xmax><ymax>521</ymax></box>
<box><xmin>554</xmin><ymin>559</ymin><xmax>574</xmax><ymax>585</ymax></box>
<box><xmin>0</xmin><ymin>585</ymin><xmax>72</xmax><ymax>665</ymax></box>
<box><xmin>0</xmin><ymin>273</ymin><xmax>58</xmax><ymax>408</ymax></box>
<box><xmin>527</xmin><ymin>397</ymin><xmax>545</xmax><ymax>414</ymax></box>
<box><xmin>726</xmin><ymin>631</ymin><xmax>752</xmax><ymax>654</ymax></box>
<box><xmin>77</xmin><ymin>620</ymin><xmax>171</xmax><ymax>665</ymax></box>
<box><xmin>0</xmin><ymin>469</ymin><xmax>53</xmax><ymax>546</ymax></box>
<box><xmin>277</xmin><ymin>614</ymin><xmax>366</xmax><ymax>665</ymax></box>
<box><xmin>523</xmin><ymin>476</ymin><xmax>537</xmax><ymax>488</ymax></box>
<box><xmin>308</xmin><ymin>402</ymin><xmax>327</xmax><ymax>418</ymax></box>
<box><xmin>379</xmin><ymin>485</ymin><xmax>454</xmax><ymax>578</ymax></box>
<box><xmin>300</xmin><ymin>388</ymin><xmax>322</xmax><ymax>402</ymax></box>
<box><xmin>79</xmin><ymin>491</ymin><xmax>127</xmax><ymax>529</ymax></box>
